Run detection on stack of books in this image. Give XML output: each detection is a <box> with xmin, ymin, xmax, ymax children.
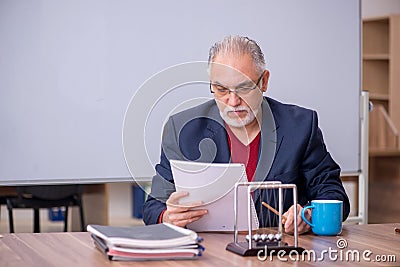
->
<box><xmin>87</xmin><ymin>223</ymin><xmax>204</xmax><ymax>261</ymax></box>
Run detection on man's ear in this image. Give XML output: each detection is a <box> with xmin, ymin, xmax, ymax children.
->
<box><xmin>261</xmin><ymin>70</ymin><xmax>270</xmax><ymax>93</ymax></box>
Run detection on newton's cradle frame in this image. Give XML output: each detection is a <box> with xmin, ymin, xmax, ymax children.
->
<box><xmin>226</xmin><ymin>181</ymin><xmax>305</xmax><ymax>256</ymax></box>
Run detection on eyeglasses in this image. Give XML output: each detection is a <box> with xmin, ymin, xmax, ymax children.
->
<box><xmin>210</xmin><ymin>71</ymin><xmax>264</xmax><ymax>97</ymax></box>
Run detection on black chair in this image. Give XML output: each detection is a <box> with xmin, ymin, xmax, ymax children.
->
<box><xmin>6</xmin><ymin>185</ymin><xmax>85</xmax><ymax>233</ymax></box>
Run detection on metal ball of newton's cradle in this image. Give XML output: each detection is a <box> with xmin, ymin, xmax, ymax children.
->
<box><xmin>267</xmin><ymin>233</ymin><xmax>275</xmax><ymax>241</ymax></box>
<box><xmin>275</xmin><ymin>233</ymin><xmax>282</xmax><ymax>241</ymax></box>
<box><xmin>252</xmin><ymin>234</ymin><xmax>261</xmax><ymax>241</ymax></box>
<box><xmin>260</xmin><ymin>234</ymin><xmax>268</xmax><ymax>241</ymax></box>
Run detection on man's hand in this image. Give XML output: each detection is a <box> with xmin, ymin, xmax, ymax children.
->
<box><xmin>282</xmin><ymin>204</ymin><xmax>311</xmax><ymax>234</ymax></box>
<box><xmin>162</xmin><ymin>191</ymin><xmax>208</xmax><ymax>227</ymax></box>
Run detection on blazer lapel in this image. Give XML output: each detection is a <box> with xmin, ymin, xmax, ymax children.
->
<box><xmin>253</xmin><ymin>98</ymin><xmax>282</xmax><ymax>203</ymax></box>
<box><xmin>201</xmin><ymin>102</ymin><xmax>231</xmax><ymax>163</ymax></box>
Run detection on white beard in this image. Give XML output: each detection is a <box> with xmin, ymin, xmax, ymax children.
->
<box><xmin>220</xmin><ymin>105</ymin><xmax>258</xmax><ymax>128</ymax></box>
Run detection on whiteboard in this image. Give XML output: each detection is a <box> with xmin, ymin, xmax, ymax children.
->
<box><xmin>0</xmin><ymin>0</ymin><xmax>361</xmax><ymax>185</ymax></box>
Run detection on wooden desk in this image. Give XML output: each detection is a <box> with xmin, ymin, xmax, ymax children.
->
<box><xmin>1</xmin><ymin>224</ymin><xmax>399</xmax><ymax>266</ymax></box>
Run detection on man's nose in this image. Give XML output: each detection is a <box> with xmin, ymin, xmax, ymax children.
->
<box><xmin>227</xmin><ymin>91</ymin><xmax>241</xmax><ymax>106</ymax></box>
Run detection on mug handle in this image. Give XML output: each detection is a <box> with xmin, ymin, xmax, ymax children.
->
<box><xmin>301</xmin><ymin>204</ymin><xmax>314</xmax><ymax>227</ymax></box>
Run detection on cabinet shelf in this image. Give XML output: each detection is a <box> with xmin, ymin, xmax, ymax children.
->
<box><xmin>363</xmin><ymin>54</ymin><xmax>390</xmax><ymax>60</ymax></box>
<box><xmin>369</xmin><ymin>93</ymin><xmax>389</xmax><ymax>101</ymax></box>
<box><xmin>369</xmin><ymin>149</ymin><xmax>400</xmax><ymax>157</ymax></box>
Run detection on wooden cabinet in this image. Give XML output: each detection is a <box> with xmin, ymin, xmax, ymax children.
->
<box><xmin>363</xmin><ymin>15</ymin><xmax>400</xmax><ymax>223</ymax></box>
<box><xmin>363</xmin><ymin>15</ymin><xmax>400</xmax><ymax>152</ymax></box>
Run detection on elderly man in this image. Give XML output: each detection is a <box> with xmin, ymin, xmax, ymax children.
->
<box><xmin>143</xmin><ymin>35</ymin><xmax>350</xmax><ymax>234</ymax></box>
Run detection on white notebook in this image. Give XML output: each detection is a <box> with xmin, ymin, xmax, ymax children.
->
<box><xmin>170</xmin><ymin>160</ymin><xmax>259</xmax><ymax>232</ymax></box>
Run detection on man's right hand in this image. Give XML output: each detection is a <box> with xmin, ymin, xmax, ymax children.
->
<box><xmin>162</xmin><ymin>191</ymin><xmax>208</xmax><ymax>227</ymax></box>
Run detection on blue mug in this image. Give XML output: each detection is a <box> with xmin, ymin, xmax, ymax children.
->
<box><xmin>301</xmin><ymin>200</ymin><xmax>343</xmax><ymax>236</ymax></box>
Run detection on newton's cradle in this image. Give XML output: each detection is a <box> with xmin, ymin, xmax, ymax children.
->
<box><xmin>226</xmin><ymin>181</ymin><xmax>305</xmax><ymax>256</ymax></box>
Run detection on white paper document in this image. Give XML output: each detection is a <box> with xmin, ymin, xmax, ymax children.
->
<box><xmin>170</xmin><ymin>160</ymin><xmax>259</xmax><ymax>232</ymax></box>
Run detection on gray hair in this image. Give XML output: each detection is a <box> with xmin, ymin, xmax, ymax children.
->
<box><xmin>208</xmin><ymin>35</ymin><xmax>266</xmax><ymax>74</ymax></box>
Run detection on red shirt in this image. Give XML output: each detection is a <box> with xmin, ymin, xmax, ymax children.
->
<box><xmin>226</xmin><ymin>125</ymin><xmax>261</xmax><ymax>182</ymax></box>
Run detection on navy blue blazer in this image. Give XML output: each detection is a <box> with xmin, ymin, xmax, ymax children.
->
<box><xmin>143</xmin><ymin>97</ymin><xmax>350</xmax><ymax>226</ymax></box>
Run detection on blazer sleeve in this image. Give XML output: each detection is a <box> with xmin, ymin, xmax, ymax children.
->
<box><xmin>142</xmin><ymin>117</ymin><xmax>179</xmax><ymax>225</ymax></box>
<box><xmin>302</xmin><ymin>111</ymin><xmax>350</xmax><ymax>220</ymax></box>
